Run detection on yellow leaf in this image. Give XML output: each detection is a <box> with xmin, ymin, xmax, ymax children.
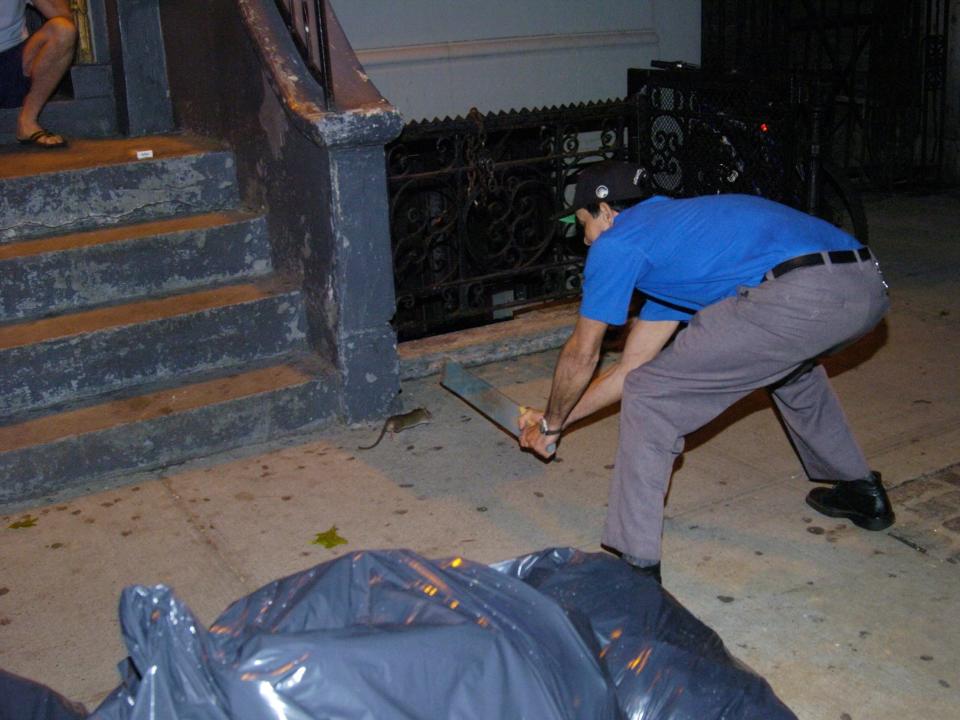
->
<box><xmin>311</xmin><ymin>525</ymin><xmax>347</xmax><ymax>548</ymax></box>
<box><xmin>8</xmin><ymin>514</ymin><xmax>38</xmax><ymax>529</ymax></box>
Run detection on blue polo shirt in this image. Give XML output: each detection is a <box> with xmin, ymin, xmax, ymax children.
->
<box><xmin>580</xmin><ymin>194</ymin><xmax>863</xmax><ymax>324</ymax></box>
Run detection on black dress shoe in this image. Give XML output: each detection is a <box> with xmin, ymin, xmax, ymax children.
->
<box><xmin>805</xmin><ymin>471</ymin><xmax>895</xmax><ymax>531</ymax></box>
<box><xmin>629</xmin><ymin>561</ymin><xmax>662</xmax><ymax>585</ymax></box>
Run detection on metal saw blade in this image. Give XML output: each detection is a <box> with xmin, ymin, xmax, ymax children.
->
<box><xmin>441</xmin><ymin>361</ymin><xmax>522</xmax><ymax>438</ymax></box>
<box><xmin>440</xmin><ymin>361</ymin><xmax>556</xmax><ymax>453</ymax></box>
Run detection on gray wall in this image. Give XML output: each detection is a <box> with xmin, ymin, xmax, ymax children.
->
<box><xmin>330</xmin><ymin>0</ymin><xmax>701</xmax><ymax>121</ymax></box>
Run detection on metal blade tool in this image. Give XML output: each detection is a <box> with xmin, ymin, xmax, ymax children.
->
<box><xmin>440</xmin><ymin>361</ymin><xmax>555</xmax><ymax>453</ymax></box>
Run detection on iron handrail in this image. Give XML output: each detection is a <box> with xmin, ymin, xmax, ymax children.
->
<box><xmin>273</xmin><ymin>0</ymin><xmax>334</xmax><ymax>107</ymax></box>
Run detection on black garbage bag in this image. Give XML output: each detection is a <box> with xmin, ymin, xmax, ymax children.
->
<box><xmin>90</xmin><ymin>549</ymin><xmax>622</xmax><ymax>719</ymax></box>
<box><xmin>492</xmin><ymin>548</ymin><xmax>798</xmax><ymax>720</ymax></box>
<box><xmin>0</xmin><ymin>669</ymin><xmax>86</xmax><ymax>720</ymax></box>
<box><xmin>90</xmin><ymin>547</ymin><xmax>795</xmax><ymax>719</ymax></box>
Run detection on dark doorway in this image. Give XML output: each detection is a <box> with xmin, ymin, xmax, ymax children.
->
<box><xmin>701</xmin><ymin>0</ymin><xmax>950</xmax><ymax>188</ymax></box>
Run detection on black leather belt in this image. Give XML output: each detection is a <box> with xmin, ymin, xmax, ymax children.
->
<box><xmin>766</xmin><ymin>247</ymin><xmax>872</xmax><ymax>281</ymax></box>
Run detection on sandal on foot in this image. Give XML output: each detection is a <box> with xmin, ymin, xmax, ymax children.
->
<box><xmin>17</xmin><ymin>129</ymin><xmax>68</xmax><ymax>149</ymax></box>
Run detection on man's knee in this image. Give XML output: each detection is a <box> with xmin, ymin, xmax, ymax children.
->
<box><xmin>621</xmin><ymin>367</ymin><xmax>667</xmax><ymax>426</ymax></box>
<box><xmin>621</xmin><ymin>367</ymin><xmax>684</xmax><ymax>450</ymax></box>
<box><xmin>44</xmin><ymin>16</ymin><xmax>78</xmax><ymax>49</ymax></box>
<box><xmin>623</xmin><ymin>366</ymin><xmax>662</xmax><ymax>405</ymax></box>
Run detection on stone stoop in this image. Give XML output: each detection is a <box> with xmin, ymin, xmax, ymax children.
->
<box><xmin>0</xmin><ymin>135</ymin><xmax>337</xmax><ymax>504</ymax></box>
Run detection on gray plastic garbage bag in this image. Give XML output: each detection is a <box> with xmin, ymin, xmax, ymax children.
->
<box><xmin>90</xmin><ymin>549</ymin><xmax>622</xmax><ymax>720</ymax></box>
<box><xmin>492</xmin><ymin>548</ymin><xmax>798</xmax><ymax>720</ymax></box>
<box><xmin>0</xmin><ymin>669</ymin><xmax>86</xmax><ymax>720</ymax></box>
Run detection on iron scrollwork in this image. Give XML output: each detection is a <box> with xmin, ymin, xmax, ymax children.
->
<box><xmin>633</xmin><ymin>73</ymin><xmax>796</xmax><ymax>202</ymax></box>
<box><xmin>387</xmin><ymin>100</ymin><xmax>634</xmax><ymax>341</ymax></box>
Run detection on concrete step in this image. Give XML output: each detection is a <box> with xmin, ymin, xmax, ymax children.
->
<box><xmin>0</xmin><ymin>356</ymin><xmax>337</xmax><ymax>504</ymax></box>
<box><xmin>0</xmin><ymin>135</ymin><xmax>239</xmax><ymax>242</ymax></box>
<box><xmin>0</xmin><ymin>211</ymin><xmax>271</xmax><ymax>322</ymax></box>
<box><xmin>0</xmin><ymin>281</ymin><xmax>307</xmax><ymax>416</ymax></box>
<box><xmin>399</xmin><ymin>302</ymin><xmax>579</xmax><ymax>380</ymax></box>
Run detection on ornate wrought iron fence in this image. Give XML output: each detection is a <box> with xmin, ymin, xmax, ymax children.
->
<box><xmin>386</xmin><ymin>101</ymin><xmax>636</xmax><ymax>341</ymax></box>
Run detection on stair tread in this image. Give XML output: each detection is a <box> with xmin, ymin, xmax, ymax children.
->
<box><xmin>0</xmin><ymin>282</ymin><xmax>293</xmax><ymax>350</ymax></box>
<box><xmin>0</xmin><ymin>210</ymin><xmax>260</xmax><ymax>261</ymax></box>
<box><xmin>0</xmin><ymin>361</ymin><xmax>319</xmax><ymax>453</ymax></box>
<box><xmin>0</xmin><ymin>134</ymin><xmax>228</xmax><ymax>180</ymax></box>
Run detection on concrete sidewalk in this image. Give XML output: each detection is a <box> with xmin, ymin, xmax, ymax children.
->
<box><xmin>2</xmin><ymin>191</ymin><xmax>959</xmax><ymax>718</ymax></box>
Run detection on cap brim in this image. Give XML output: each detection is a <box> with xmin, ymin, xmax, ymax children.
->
<box><xmin>551</xmin><ymin>204</ymin><xmax>579</xmax><ymax>223</ymax></box>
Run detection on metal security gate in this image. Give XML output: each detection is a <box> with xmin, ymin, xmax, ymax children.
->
<box><xmin>701</xmin><ymin>0</ymin><xmax>951</xmax><ymax>187</ymax></box>
<box><xmin>385</xmin><ymin>102</ymin><xmax>635</xmax><ymax>341</ymax></box>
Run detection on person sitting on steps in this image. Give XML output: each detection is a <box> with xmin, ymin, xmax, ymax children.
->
<box><xmin>0</xmin><ymin>0</ymin><xmax>77</xmax><ymax>148</ymax></box>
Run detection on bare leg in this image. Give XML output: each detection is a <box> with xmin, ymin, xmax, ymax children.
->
<box><xmin>17</xmin><ymin>16</ymin><xmax>77</xmax><ymax>144</ymax></box>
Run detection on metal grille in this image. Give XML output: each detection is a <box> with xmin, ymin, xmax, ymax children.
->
<box><xmin>386</xmin><ymin>102</ymin><xmax>635</xmax><ymax>341</ymax></box>
<box><xmin>628</xmin><ymin>70</ymin><xmax>798</xmax><ymax>203</ymax></box>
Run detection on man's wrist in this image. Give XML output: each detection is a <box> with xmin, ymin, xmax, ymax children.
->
<box><xmin>538</xmin><ymin>416</ymin><xmax>562</xmax><ymax>436</ymax></box>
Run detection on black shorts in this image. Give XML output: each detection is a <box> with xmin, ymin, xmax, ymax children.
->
<box><xmin>0</xmin><ymin>41</ymin><xmax>31</xmax><ymax>109</ymax></box>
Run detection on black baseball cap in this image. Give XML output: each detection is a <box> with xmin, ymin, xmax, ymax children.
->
<box><xmin>558</xmin><ymin>161</ymin><xmax>651</xmax><ymax>224</ymax></box>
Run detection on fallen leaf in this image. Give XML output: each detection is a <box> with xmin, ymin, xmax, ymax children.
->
<box><xmin>311</xmin><ymin>526</ymin><xmax>348</xmax><ymax>548</ymax></box>
<box><xmin>8</xmin><ymin>515</ymin><xmax>38</xmax><ymax>529</ymax></box>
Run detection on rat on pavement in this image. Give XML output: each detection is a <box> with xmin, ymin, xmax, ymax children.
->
<box><xmin>357</xmin><ymin>407</ymin><xmax>433</xmax><ymax>450</ymax></box>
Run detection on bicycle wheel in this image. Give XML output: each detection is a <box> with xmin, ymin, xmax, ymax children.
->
<box><xmin>818</xmin><ymin>161</ymin><xmax>869</xmax><ymax>244</ymax></box>
<box><xmin>793</xmin><ymin>161</ymin><xmax>870</xmax><ymax>244</ymax></box>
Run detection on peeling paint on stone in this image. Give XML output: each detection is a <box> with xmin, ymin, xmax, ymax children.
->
<box><xmin>258</xmin><ymin>73</ymin><xmax>288</xmax><ymax>160</ymax></box>
<box><xmin>1</xmin><ymin>153</ymin><xmax>239</xmax><ymax>242</ymax></box>
<box><xmin>0</xmin><ymin>290</ymin><xmax>309</xmax><ymax>415</ymax></box>
<box><xmin>2</xmin><ymin>215</ymin><xmax>271</xmax><ymax>322</ymax></box>
<box><xmin>285</xmin><ymin>316</ymin><xmax>308</xmax><ymax>342</ymax></box>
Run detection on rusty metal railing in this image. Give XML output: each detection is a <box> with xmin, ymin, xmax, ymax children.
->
<box><xmin>274</xmin><ymin>0</ymin><xmax>333</xmax><ymax>106</ymax></box>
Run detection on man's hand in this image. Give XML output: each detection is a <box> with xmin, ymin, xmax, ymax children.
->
<box><xmin>518</xmin><ymin>406</ymin><xmax>542</xmax><ymax>432</ymax></box>
<box><xmin>516</xmin><ymin>316</ymin><xmax>607</xmax><ymax>459</ymax></box>
<box><xmin>519</xmin><ymin>418</ymin><xmax>557</xmax><ymax>459</ymax></box>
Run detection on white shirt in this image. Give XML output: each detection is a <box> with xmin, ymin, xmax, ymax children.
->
<box><xmin>0</xmin><ymin>1</ymin><xmax>28</xmax><ymax>55</ymax></box>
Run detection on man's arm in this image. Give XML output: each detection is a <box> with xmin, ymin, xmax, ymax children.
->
<box><xmin>519</xmin><ymin>316</ymin><xmax>607</xmax><ymax>458</ymax></box>
<box><xmin>564</xmin><ymin>319</ymin><xmax>679</xmax><ymax>426</ymax></box>
<box><xmin>518</xmin><ymin>318</ymin><xmax>679</xmax><ymax>453</ymax></box>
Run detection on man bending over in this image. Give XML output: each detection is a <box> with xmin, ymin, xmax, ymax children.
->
<box><xmin>519</xmin><ymin>161</ymin><xmax>894</xmax><ymax>584</ymax></box>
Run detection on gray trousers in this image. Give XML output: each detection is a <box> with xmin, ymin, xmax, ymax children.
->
<box><xmin>602</xmin><ymin>256</ymin><xmax>890</xmax><ymax>563</ymax></box>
